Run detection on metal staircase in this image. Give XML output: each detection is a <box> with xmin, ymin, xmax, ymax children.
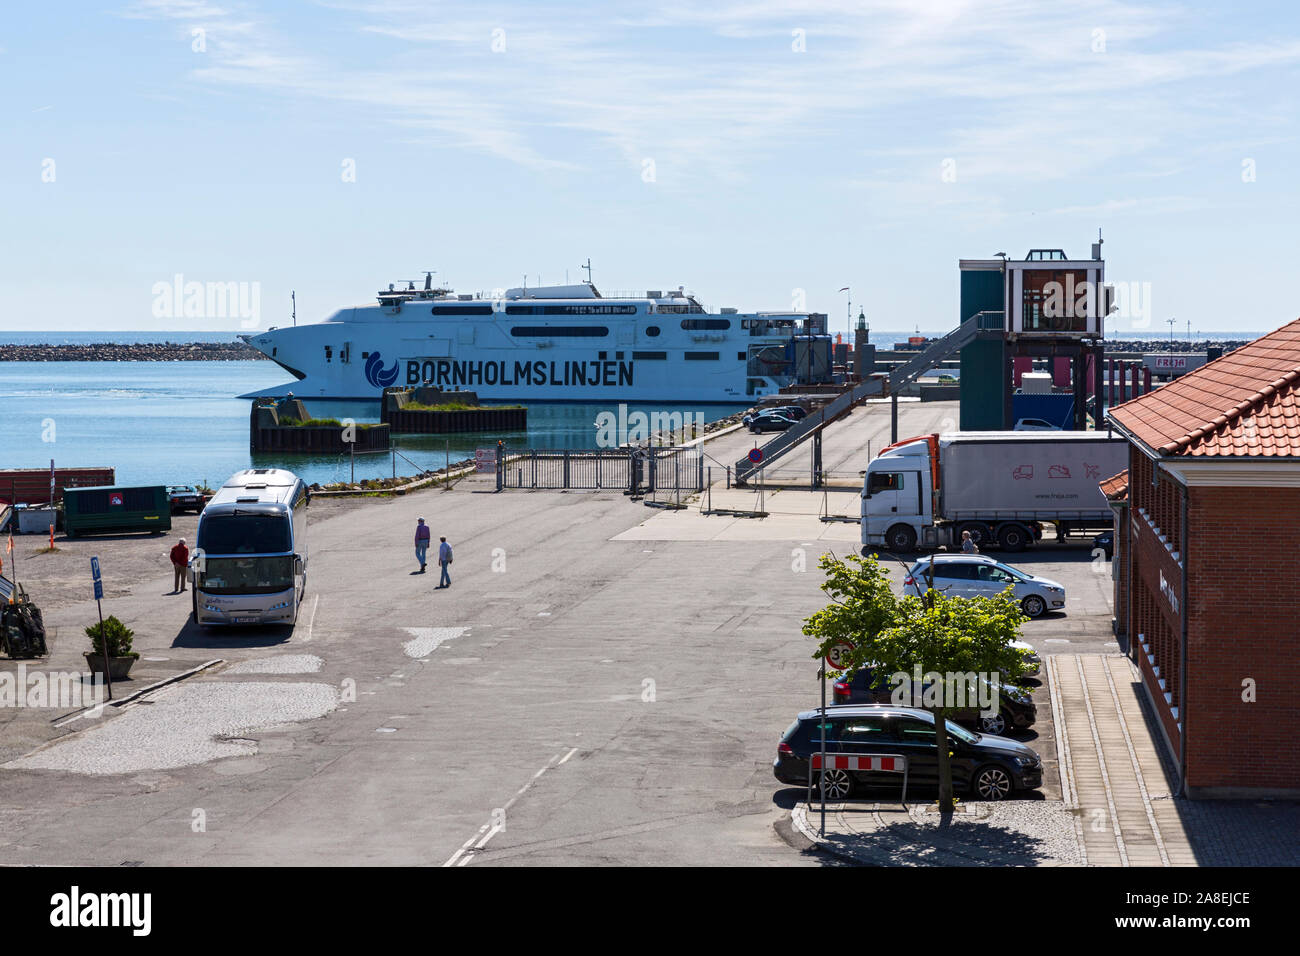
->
<box><xmin>733</xmin><ymin>311</ymin><xmax>1003</xmax><ymax>484</ymax></box>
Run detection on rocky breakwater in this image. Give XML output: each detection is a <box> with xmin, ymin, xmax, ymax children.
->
<box><xmin>0</xmin><ymin>341</ymin><xmax>268</xmax><ymax>361</ymax></box>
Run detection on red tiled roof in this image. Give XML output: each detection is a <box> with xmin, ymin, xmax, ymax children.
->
<box><xmin>1108</xmin><ymin>318</ymin><xmax>1300</xmax><ymax>457</ymax></box>
<box><xmin>1099</xmin><ymin>469</ymin><xmax>1129</xmax><ymax>501</ymax></box>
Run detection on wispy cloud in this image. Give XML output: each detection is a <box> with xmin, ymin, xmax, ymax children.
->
<box><xmin>118</xmin><ymin>0</ymin><xmax>1300</xmax><ymax>191</ymax></box>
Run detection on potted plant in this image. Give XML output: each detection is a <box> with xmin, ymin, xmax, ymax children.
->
<box><xmin>84</xmin><ymin>616</ymin><xmax>138</xmax><ymax>680</ymax></box>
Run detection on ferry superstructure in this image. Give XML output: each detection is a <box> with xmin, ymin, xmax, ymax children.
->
<box><xmin>240</xmin><ymin>277</ymin><xmax>830</xmax><ymax>403</ymax></box>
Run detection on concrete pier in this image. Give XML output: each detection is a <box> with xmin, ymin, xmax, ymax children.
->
<box><xmin>381</xmin><ymin>386</ymin><xmax>526</xmax><ymax>434</ymax></box>
<box><xmin>249</xmin><ymin>397</ymin><xmax>390</xmax><ymax>453</ymax></box>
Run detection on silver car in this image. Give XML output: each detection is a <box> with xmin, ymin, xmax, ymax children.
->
<box><xmin>903</xmin><ymin>554</ymin><xmax>1066</xmax><ymax>619</ymax></box>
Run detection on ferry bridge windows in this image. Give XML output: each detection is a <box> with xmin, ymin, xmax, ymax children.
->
<box><xmin>431</xmin><ymin>305</ymin><xmax>492</xmax><ymax>316</ymax></box>
<box><xmin>633</xmin><ymin>351</ymin><xmax>667</xmax><ymax>360</ymax></box>
<box><xmin>737</xmin><ymin>352</ymin><xmax>745</xmax><ymax>361</ymax></box>
<box><xmin>597</xmin><ymin>351</ymin><xmax>626</xmax><ymax>361</ymax></box>
<box><xmin>645</xmin><ymin>326</ymin><xmax>660</xmax><ymax>337</ymax></box>
<box><xmin>685</xmin><ymin>351</ymin><xmax>719</xmax><ymax>361</ymax></box>
<box><xmin>509</xmin><ymin>326</ymin><xmax>610</xmax><ymax>337</ymax></box>
<box><xmin>680</xmin><ymin>318</ymin><xmax>731</xmax><ymax>331</ymax></box>
<box><xmin>505</xmin><ymin>305</ymin><xmax>636</xmax><ymax>316</ymax></box>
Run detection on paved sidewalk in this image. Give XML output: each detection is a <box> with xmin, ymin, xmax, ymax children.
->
<box><xmin>1050</xmin><ymin>653</ymin><xmax>1193</xmax><ymax>866</ymax></box>
<box><xmin>792</xmin><ymin>800</ymin><xmax>1082</xmax><ymax>866</ymax></box>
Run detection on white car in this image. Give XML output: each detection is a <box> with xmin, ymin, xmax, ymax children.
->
<box><xmin>903</xmin><ymin>554</ymin><xmax>1066</xmax><ymax>619</ymax></box>
<box><xmin>1009</xmin><ymin>639</ymin><xmax>1041</xmax><ymax>677</ymax></box>
<box><xmin>1013</xmin><ymin>417</ymin><xmax>1061</xmax><ymax>431</ymax></box>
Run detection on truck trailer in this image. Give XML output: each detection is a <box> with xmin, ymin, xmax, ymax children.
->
<box><xmin>860</xmin><ymin>431</ymin><xmax>1127</xmax><ymax>553</ymax></box>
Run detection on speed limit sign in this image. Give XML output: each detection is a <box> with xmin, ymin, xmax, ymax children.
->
<box><xmin>824</xmin><ymin>641</ymin><xmax>855</xmax><ymax>671</ymax></box>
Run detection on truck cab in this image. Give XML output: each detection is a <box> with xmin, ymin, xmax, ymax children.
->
<box><xmin>861</xmin><ymin>436</ymin><xmax>935</xmax><ymax>553</ymax></box>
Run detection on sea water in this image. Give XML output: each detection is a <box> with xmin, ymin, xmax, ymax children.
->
<box><xmin>0</xmin><ymin>359</ymin><xmax>743</xmax><ymax>487</ymax></box>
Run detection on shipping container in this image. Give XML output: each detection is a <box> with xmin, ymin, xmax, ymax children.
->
<box><xmin>63</xmin><ymin>485</ymin><xmax>171</xmax><ymax>537</ymax></box>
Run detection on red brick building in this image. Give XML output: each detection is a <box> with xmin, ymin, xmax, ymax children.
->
<box><xmin>1106</xmin><ymin>318</ymin><xmax>1300</xmax><ymax>798</ymax></box>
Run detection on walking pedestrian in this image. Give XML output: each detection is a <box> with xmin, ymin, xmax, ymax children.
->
<box><xmin>170</xmin><ymin>537</ymin><xmax>190</xmax><ymax>593</ymax></box>
<box><xmin>414</xmin><ymin>517</ymin><xmax>431</xmax><ymax>573</ymax></box>
<box><xmin>961</xmin><ymin>530</ymin><xmax>979</xmax><ymax>554</ymax></box>
<box><xmin>437</xmin><ymin>536</ymin><xmax>453</xmax><ymax>588</ymax></box>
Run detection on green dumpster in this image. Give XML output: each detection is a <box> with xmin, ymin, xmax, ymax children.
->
<box><xmin>63</xmin><ymin>485</ymin><xmax>172</xmax><ymax>537</ymax></box>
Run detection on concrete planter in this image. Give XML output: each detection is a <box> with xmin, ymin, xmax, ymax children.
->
<box><xmin>84</xmin><ymin>652</ymin><xmax>137</xmax><ymax>681</ymax></box>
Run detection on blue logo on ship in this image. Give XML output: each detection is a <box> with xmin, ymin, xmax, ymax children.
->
<box><xmin>364</xmin><ymin>351</ymin><xmax>399</xmax><ymax>388</ymax></box>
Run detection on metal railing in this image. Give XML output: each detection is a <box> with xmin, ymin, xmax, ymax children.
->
<box><xmin>496</xmin><ymin>446</ymin><xmax>704</xmax><ymax>494</ymax></box>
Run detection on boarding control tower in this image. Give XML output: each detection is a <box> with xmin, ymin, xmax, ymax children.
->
<box><xmin>958</xmin><ymin>240</ymin><xmax>1111</xmax><ymax>431</ymax></box>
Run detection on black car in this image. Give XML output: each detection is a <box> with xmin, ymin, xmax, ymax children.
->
<box><xmin>1093</xmin><ymin>530</ymin><xmax>1113</xmax><ymax>560</ymax></box>
<box><xmin>832</xmin><ymin>667</ymin><xmax>1035</xmax><ymax>736</ymax></box>
<box><xmin>748</xmin><ymin>413</ymin><xmax>798</xmax><ymax>434</ymax></box>
<box><xmin>742</xmin><ymin>406</ymin><xmax>807</xmax><ymax>428</ymax></box>
<box><xmin>773</xmin><ymin>705</ymin><xmax>1042</xmax><ymax>801</ymax></box>
<box><xmin>166</xmin><ymin>485</ymin><xmax>205</xmax><ymax>514</ymax></box>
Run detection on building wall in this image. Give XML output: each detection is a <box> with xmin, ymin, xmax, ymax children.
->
<box><xmin>1184</xmin><ymin>484</ymin><xmax>1300</xmax><ymax>796</ymax></box>
<box><xmin>1127</xmin><ymin>445</ymin><xmax>1187</xmax><ymax>761</ymax></box>
<box><xmin>1111</xmin><ymin>501</ymin><xmax>1129</xmax><ymax>638</ymax></box>
<box><xmin>958</xmin><ymin>266</ymin><xmax>1008</xmax><ymax>431</ymax></box>
<box><xmin>959</xmin><ymin>338</ymin><xmax>1006</xmax><ymax>430</ymax></box>
<box><xmin>959</xmin><ymin>266</ymin><xmax>1003</xmax><ymax>323</ymax></box>
<box><xmin>1123</xmin><ymin>445</ymin><xmax>1300</xmax><ymax>797</ymax></box>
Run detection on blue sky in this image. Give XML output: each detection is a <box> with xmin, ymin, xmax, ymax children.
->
<box><xmin>3</xmin><ymin>0</ymin><xmax>1299</xmax><ymax>336</ymax></box>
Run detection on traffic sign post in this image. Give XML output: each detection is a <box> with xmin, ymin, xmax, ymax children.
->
<box><xmin>818</xmin><ymin>640</ymin><xmax>855</xmax><ymax>835</ymax></box>
<box><xmin>90</xmin><ymin>556</ymin><xmax>111</xmax><ymax>701</ymax></box>
<box><xmin>820</xmin><ymin>659</ymin><xmax>826</xmax><ymax>835</ymax></box>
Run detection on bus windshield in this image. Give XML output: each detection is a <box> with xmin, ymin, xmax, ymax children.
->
<box><xmin>198</xmin><ymin>513</ymin><xmax>291</xmax><ymax>555</ymax></box>
<box><xmin>199</xmin><ymin>556</ymin><xmax>294</xmax><ymax>595</ymax></box>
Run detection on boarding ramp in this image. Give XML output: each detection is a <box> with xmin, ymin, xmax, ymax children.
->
<box><xmin>734</xmin><ymin>312</ymin><xmax>1003</xmax><ymax>485</ymax></box>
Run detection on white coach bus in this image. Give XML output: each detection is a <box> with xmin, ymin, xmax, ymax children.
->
<box><xmin>191</xmin><ymin>469</ymin><xmax>308</xmax><ymax>627</ymax></box>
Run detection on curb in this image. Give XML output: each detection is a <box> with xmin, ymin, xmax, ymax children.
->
<box><xmin>789</xmin><ymin>804</ymin><xmax>868</xmax><ymax>866</ymax></box>
<box><xmin>51</xmin><ymin>658</ymin><xmax>224</xmax><ymax>727</ymax></box>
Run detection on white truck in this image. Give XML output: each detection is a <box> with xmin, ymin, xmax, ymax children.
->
<box><xmin>860</xmin><ymin>431</ymin><xmax>1127</xmax><ymax>553</ymax></box>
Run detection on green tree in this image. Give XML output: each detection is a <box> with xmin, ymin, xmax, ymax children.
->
<box><xmin>803</xmin><ymin>552</ymin><xmax>1030</xmax><ymax>814</ymax></box>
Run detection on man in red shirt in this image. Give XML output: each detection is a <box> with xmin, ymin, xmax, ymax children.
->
<box><xmin>170</xmin><ymin>538</ymin><xmax>189</xmax><ymax>594</ymax></box>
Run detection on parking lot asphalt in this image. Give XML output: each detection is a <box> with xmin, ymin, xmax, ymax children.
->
<box><xmin>0</xmin><ymin>400</ymin><xmax>1118</xmax><ymax>866</ymax></box>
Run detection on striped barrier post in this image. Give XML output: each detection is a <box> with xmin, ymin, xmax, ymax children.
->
<box><xmin>807</xmin><ymin>752</ymin><xmax>909</xmax><ymax>806</ymax></box>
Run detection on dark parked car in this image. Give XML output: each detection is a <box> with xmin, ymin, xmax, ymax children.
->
<box><xmin>1093</xmin><ymin>530</ymin><xmax>1113</xmax><ymax>560</ymax></box>
<box><xmin>832</xmin><ymin>667</ymin><xmax>1035</xmax><ymax>736</ymax></box>
<box><xmin>742</xmin><ymin>406</ymin><xmax>807</xmax><ymax>428</ymax></box>
<box><xmin>773</xmin><ymin>705</ymin><xmax>1042</xmax><ymax>801</ymax></box>
<box><xmin>748</xmin><ymin>413</ymin><xmax>798</xmax><ymax>434</ymax></box>
<box><xmin>166</xmin><ymin>485</ymin><xmax>205</xmax><ymax>514</ymax></box>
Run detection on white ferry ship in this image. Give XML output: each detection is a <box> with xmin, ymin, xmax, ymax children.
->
<box><xmin>240</xmin><ymin>275</ymin><xmax>831</xmax><ymax>402</ymax></box>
